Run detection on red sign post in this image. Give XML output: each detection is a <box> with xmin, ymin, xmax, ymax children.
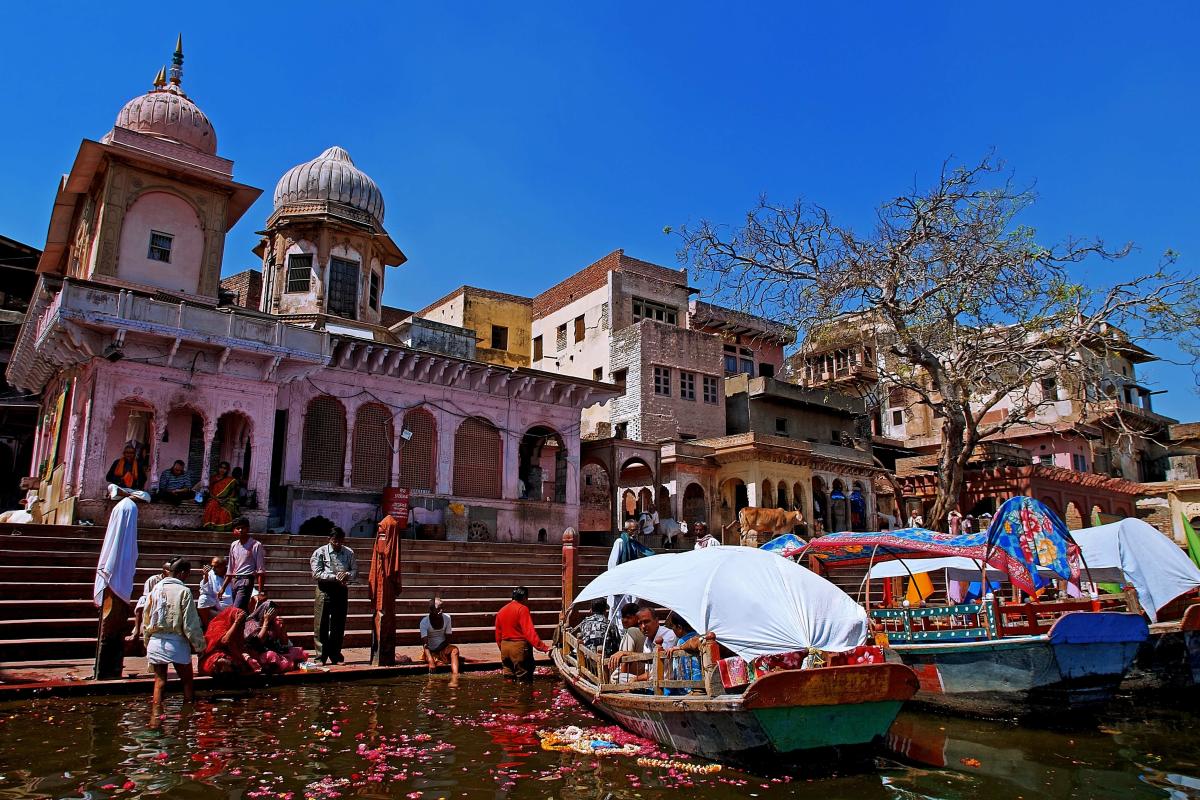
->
<box><xmin>382</xmin><ymin>486</ymin><xmax>410</xmax><ymax>527</ymax></box>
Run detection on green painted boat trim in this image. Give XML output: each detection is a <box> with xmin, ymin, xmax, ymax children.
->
<box><xmin>751</xmin><ymin>700</ymin><xmax>905</xmax><ymax>751</ymax></box>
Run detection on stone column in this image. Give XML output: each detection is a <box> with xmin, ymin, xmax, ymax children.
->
<box><xmin>200</xmin><ymin>418</ymin><xmax>217</xmax><ymax>491</ymax></box>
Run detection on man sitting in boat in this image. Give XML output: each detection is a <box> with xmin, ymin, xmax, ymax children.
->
<box><xmin>663</xmin><ymin>612</ymin><xmax>703</xmax><ymax>691</ymax></box>
<box><xmin>574</xmin><ymin>598</ymin><xmax>620</xmax><ymax>657</ymax></box>
<box><xmin>604</xmin><ymin>602</ymin><xmax>646</xmax><ymax>679</ymax></box>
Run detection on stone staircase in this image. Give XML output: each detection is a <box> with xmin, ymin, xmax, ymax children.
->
<box><xmin>0</xmin><ymin>524</ymin><xmax>609</xmax><ymax>665</ymax></box>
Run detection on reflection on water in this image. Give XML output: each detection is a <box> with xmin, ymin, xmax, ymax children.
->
<box><xmin>0</xmin><ymin>675</ymin><xmax>1196</xmax><ymax>799</ymax></box>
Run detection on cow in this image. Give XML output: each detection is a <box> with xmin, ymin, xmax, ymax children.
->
<box><xmin>724</xmin><ymin>507</ymin><xmax>806</xmax><ymax>546</ymax></box>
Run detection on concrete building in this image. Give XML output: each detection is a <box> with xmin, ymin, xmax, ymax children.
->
<box><xmin>415</xmin><ymin>286</ymin><xmax>533</xmax><ymax>368</ymax></box>
<box><xmin>532</xmin><ymin>250</ymin><xmax>882</xmax><ymax>541</ymax></box>
<box><xmin>7</xmin><ymin>41</ymin><xmax>618</xmax><ymax>541</ymax></box>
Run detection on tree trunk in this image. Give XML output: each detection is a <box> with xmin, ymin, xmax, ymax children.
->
<box><xmin>929</xmin><ymin>412</ymin><xmax>968</xmax><ymax>531</ymax></box>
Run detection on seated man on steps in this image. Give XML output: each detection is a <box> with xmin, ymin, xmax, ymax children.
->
<box><xmin>420</xmin><ymin>596</ymin><xmax>460</xmax><ymax>675</ymax></box>
<box><xmin>155</xmin><ymin>460</ymin><xmax>194</xmax><ymax>505</ymax></box>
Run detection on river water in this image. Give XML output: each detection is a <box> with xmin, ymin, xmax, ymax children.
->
<box><xmin>0</xmin><ymin>671</ymin><xmax>1196</xmax><ymax>799</ymax></box>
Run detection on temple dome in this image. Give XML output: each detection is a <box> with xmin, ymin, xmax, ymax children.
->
<box><xmin>272</xmin><ymin>146</ymin><xmax>385</xmax><ymax>224</ymax></box>
<box><xmin>114</xmin><ymin>85</ymin><xmax>217</xmax><ymax>155</ymax></box>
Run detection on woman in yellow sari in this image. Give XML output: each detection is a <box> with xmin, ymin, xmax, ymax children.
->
<box><xmin>201</xmin><ymin>461</ymin><xmax>239</xmax><ymax>531</ymax></box>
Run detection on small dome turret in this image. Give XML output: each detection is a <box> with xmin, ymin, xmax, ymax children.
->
<box><xmin>272</xmin><ymin>146</ymin><xmax>385</xmax><ymax>225</ymax></box>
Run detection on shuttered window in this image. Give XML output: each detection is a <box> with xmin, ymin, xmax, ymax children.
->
<box><xmin>453</xmin><ymin>417</ymin><xmax>502</xmax><ymax>498</ymax></box>
<box><xmin>351</xmin><ymin>403</ymin><xmax>392</xmax><ymax>489</ymax></box>
<box><xmin>300</xmin><ymin>395</ymin><xmax>346</xmax><ymax>485</ymax></box>
<box><xmin>286</xmin><ymin>254</ymin><xmax>313</xmax><ymax>293</ymax></box>
<box><xmin>399</xmin><ymin>408</ymin><xmax>436</xmax><ymax>491</ymax></box>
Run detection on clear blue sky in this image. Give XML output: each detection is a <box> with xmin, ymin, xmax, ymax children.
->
<box><xmin>2</xmin><ymin>3</ymin><xmax>1197</xmax><ymax>418</ymax></box>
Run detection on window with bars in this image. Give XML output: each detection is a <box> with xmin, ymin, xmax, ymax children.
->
<box><xmin>368</xmin><ymin>271</ymin><xmax>381</xmax><ymax>311</ymax></box>
<box><xmin>351</xmin><ymin>403</ymin><xmax>392</xmax><ymax>489</ymax></box>
<box><xmin>556</xmin><ymin>323</ymin><xmax>567</xmax><ymax>351</ymax></box>
<box><xmin>147</xmin><ymin>231</ymin><xmax>173</xmax><ymax>262</ymax></box>
<box><xmin>328</xmin><ymin>257</ymin><xmax>359</xmax><ymax>319</ymax></box>
<box><xmin>653</xmin><ymin>366</ymin><xmax>671</xmax><ymax>396</ymax></box>
<box><xmin>300</xmin><ymin>395</ymin><xmax>346</xmax><ymax>485</ymax></box>
<box><xmin>702</xmin><ymin>375</ymin><xmax>719</xmax><ymax>404</ymax></box>
<box><xmin>680</xmin><ymin>371</ymin><xmax>696</xmax><ymax>400</ymax></box>
<box><xmin>632</xmin><ymin>297</ymin><xmax>678</xmax><ymax>325</ymax></box>
<box><xmin>399</xmin><ymin>408</ymin><xmax>436</xmax><ymax>491</ymax></box>
<box><xmin>453</xmin><ymin>417</ymin><xmax>502</xmax><ymax>498</ymax></box>
<box><xmin>286</xmin><ymin>254</ymin><xmax>313</xmax><ymax>293</ymax></box>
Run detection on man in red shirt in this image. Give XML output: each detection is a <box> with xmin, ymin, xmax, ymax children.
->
<box><xmin>494</xmin><ymin>586</ymin><xmax>549</xmax><ymax>681</ymax></box>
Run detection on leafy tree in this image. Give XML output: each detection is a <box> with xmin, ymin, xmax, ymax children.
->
<box><xmin>680</xmin><ymin>155</ymin><xmax>1197</xmax><ymax>529</ymax></box>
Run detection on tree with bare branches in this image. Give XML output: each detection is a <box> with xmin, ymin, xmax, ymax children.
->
<box><xmin>679</xmin><ymin>155</ymin><xmax>1198</xmax><ymax>530</ymax></box>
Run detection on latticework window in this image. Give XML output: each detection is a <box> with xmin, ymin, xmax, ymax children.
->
<box><xmin>453</xmin><ymin>417</ymin><xmax>501</xmax><ymax>498</ymax></box>
<box><xmin>300</xmin><ymin>395</ymin><xmax>346</xmax><ymax>485</ymax></box>
<box><xmin>351</xmin><ymin>403</ymin><xmax>392</xmax><ymax>489</ymax></box>
<box><xmin>328</xmin><ymin>257</ymin><xmax>359</xmax><ymax>319</ymax></box>
<box><xmin>399</xmin><ymin>408</ymin><xmax>436</xmax><ymax>491</ymax></box>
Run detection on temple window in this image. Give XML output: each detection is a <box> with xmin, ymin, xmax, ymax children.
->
<box><xmin>399</xmin><ymin>409</ymin><xmax>436</xmax><ymax>491</ymax></box>
<box><xmin>368</xmin><ymin>270</ymin><xmax>381</xmax><ymax>310</ymax></box>
<box><xmin>328</xmin><ymin>257</ymin><xmax>359</xmax><ymax>319</ymax></box>
<box><xmin>453</xmin><ymin>417</ymin><xmax>502</xmax><ymax>498</ymax></box>
<box><xmin>286</xmin><ymin>254</ymin><xmax>312</xmax><ymax>293</ymax></box>
<box><xmin>350</xmin><ymin>403</ymin><xmax>392</xmax><ymax>489</ymax></box>
<box><xmin>147</xmin><ymin>231</ymin><xmax>173</xmax><ymax>262</ymax></box>
<box><xmin>300</xmin><ymin>395</ymin><xmax>346</xmax><ymax>485</ymax></box>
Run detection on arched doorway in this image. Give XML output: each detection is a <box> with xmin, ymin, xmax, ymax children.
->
<box><xmin>850</xmin><ymin>481</ymin><xmax>867</xmax><ymax>531</ymax></box>
<box><xmin>618</xmin><ymin>457</ymin><xmax>655</xmax><ymax>522</ymax></box>
<box><xmin>811</xmin><ymin>476</ymin><xmax>829</xmax><ymax>534</ymax></box>
<box><xmin>579</xmin><ymin>461</ymin><xmax>612</xmax><ymax>534</ymax></box>
<box><xmin>682</xmin><ymin>483</ymin><xmax>706</xmax><ymax>528</ymax></box>
<box><xmin>162</xmin><ymin>406</ymin><xmax>205</xmax><ymax>487</ymax></box>
<box><xmin>776</xmin><ymin>481</ymin><xmax>790</xmax><ymax>510</ymax></box>
<box><xmin>831</xmin><ymin>479</ymin><xmax>849</xmax><ymax>533</ymax></box>
<box><xmin>656</xmin><ymin>485</ymin><xmax>672</xmax><ymax>519</ymax></box>
<box><xmin>519</xmin><ymin>425</ymin><xmax>566</xmax><ymax>502</ymax></box>
<box><xmin>210</xmin><ymin>411</ymin><xmax>253</xmax><ymax>490</ymax></box>
<box><xmin>762</xmin><ymin>479</ymin><xmax>774</xmax><ymax>508</ymax></box>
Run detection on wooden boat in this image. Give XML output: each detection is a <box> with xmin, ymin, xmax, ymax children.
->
<box><xmin>552</xmin><ymin>627</ymin><xmax>918</xmax><ymax>764</ymax></box>
<box><xmin>801</xmin><ymin>498</ymin><xmax>1155</xmax><ymax>717</ymax></box>
<box><xmin>1130</xmin><ymin>603</ymin><xmax>1200</xmax><ymax>689</ymax></box>
<box><xmin>872</xmin><ymin>600</ymin><xmax>1148</xmax><ymax>716</ymax></box>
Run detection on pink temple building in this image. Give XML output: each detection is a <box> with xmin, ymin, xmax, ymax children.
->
<box><xmin>8</xmin><ymin>41</ymin><xmax>617</xmax><ymax>541</ymax></box>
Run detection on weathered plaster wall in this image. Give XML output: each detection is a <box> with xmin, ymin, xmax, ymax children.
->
<box><xmin>116</xmin><ymin>191</ymin><xmax>205</xmax><ymax>294</ymax></box>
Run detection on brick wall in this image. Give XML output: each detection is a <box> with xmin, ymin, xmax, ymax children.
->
<box><xmin>610</xmin><ymin>321</ymin><xmax>725</xmax><ymax>443</ymax></box>
<box><xmin>220</xmin><ymin>269</ymin><xmax>263</xmax><ymax>310</ymax></box>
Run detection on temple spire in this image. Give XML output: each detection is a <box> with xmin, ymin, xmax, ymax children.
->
<box><xmin>153</xmin><ymin>65</ymin><xmax>166</xmax><ymax>89</ymax></box>
<box><xmin>169</xmin><ymin>34</ymin><xmax>184</xmax><ymax>85</ymax></box>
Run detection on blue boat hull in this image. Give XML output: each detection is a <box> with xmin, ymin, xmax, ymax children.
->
<box><xmin>890</xmin><ymin>612</ymin><xmax>1148</xmax><ymax>717</ymax></box>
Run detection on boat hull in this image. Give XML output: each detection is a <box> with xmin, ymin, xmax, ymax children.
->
<box><xmin>1128</xmin><ymin>605</ymin><xmax>1200</xmax><ymax>690</ymax></box>
<box><xmin>552</xmin><ymin>650</ymin><xmax>918</xmax><ymax>764</ymax></box>
<box><xmin>891</xmin><ymin>611</ymin><xmax>1148</xmax><ymax>717</ymax></box>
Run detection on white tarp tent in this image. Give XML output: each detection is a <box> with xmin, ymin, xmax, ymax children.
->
<box><xmin>1072</xmin><ymin>518</ymin><xmax>1200</xmax><ymax>622</ymax></box>
<box><xmin>573</xmin><ymin>545</ymin><xmax>868</xmax><ymax>660</ymax></box>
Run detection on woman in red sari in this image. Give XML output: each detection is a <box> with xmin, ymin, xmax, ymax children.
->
<box><xmin>201</xmin><ymin>461</ymin><xmax>239</xmax><ymax>531</ymax></box>
<box><xmin>198</xmin><ymin>607</ymin><xmax>257</xmax><ymax>675</ymax></box>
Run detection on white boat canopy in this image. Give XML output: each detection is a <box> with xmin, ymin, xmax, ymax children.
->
<box><xmin>1072</xmin><ymin>518</ymin><xmax>1200</xmax><ymax>622</ymax></box>
<box><xmin>573</xmin><ymin>545</ymin><xmax>868</xmax><ymax>660</ymax></box>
